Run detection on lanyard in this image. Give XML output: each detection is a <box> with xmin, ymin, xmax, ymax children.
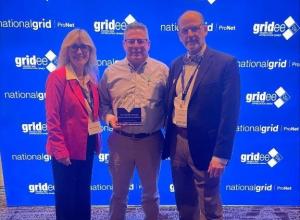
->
<box><xmin>181</xmin><ymin>57</ymin><xmax>203</xmax><ymax>101</ymax></box>
<box><xmin>80</xmin><ymin>83</ymin><xmax>94</xmax><ymax>112</ymax></box>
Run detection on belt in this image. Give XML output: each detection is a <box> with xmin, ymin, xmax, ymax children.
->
<box><xmin>175</xmin><ymin>126</ymin><xmax>188</xmax><ymax>139</ymax></box>
<box><xmin>114</xmin><ymin>130</ymin><xmax>160</xmax><ymax>139</ymax></box>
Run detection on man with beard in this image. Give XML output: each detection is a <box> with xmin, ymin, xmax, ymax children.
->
<box><xmin>99</xmin><ymin>22</ymin><xmax>168</xmax><ymax>220</ymax></box>
<box><xmin>162</xmin><ymin>11</ymin><xmax>240</xmax><ymax>220</ymax></box>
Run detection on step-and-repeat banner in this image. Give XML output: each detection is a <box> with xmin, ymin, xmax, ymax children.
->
<box><xmin>0</xmin><ymin>0</ymin><xmax>299</xmax><ymax>206</ymax></box>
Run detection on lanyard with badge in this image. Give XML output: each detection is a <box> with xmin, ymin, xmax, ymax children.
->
<box><xmin>173</xmin><ymin>55</ymin><xmax>203</xmax><ymax>127</ymax></box>
<box><xmin>80</xmin><ymin>82</ymin><xmax>102</xmax><ymax>135</ymax></box>
<box><xmin>80</xmin><ymin>84</ymin><xmax>93</xmax><ymax>111</ymax></box>
<box><xmin>180</xmin><ymin>57</ymin><xmax>203</xmax><ymax>102</ymax></box>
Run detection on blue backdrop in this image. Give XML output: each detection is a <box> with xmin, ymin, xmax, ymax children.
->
<box><xmin>0</xmin><ymin>0</ymin><xmax>299</xmax><ymax>206</ymax></box>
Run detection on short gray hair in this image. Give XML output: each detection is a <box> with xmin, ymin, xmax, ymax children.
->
<box><xmin>123</xmin><ymin>22</ymin><xmax>149</xmax><ymax>40</ymax></box>
<box><xmin>178</xmin><ymin>10</ymin><xmax>205</xmax><ymax>26</ymax></box>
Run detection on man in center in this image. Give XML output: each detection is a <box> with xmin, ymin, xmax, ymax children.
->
<box><xmin>99</xmin><ymin>22</ymin><xmax>168</xmax><ymax>220</ymax></box>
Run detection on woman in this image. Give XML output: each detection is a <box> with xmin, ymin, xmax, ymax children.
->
<box><xmin>45</xmin><ymin>29</ymin><xmax>101</xmax><ymax>220</ymax></box>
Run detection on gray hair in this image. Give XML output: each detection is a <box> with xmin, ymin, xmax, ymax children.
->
<box><xmin>123</xmin><ymin>22</ymin><xmax>149</xmax><ymax>40</ymax></box>
<box><xmin>57</xmin><ymin>28</ymin><xmax>99</xmax><ymax>83</ymax></box>
<box><xmin>178</xmin><ymin>10</ymin><xmax>205</xmax><ymax>25</ymax></box>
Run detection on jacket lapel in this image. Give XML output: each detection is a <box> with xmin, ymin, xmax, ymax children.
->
<box><xmin>190</xmin><ymin>48</ymin><xmax>213</xmax><ymax>98</ymax></box>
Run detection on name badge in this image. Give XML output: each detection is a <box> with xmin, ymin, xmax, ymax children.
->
<box><xmin>88</xmin><ymin>121</ymin><xmax>102</xmax><ymax>135</ymax></box>
<box><xmin>117</xmin><ymin>107</ymin><xmax>142</xmax><ymax>126</ymax></box>
<box><xmin>173</xmin><ymin>97</ymin><xmax>188</xmax><ymax>128</ymax></box>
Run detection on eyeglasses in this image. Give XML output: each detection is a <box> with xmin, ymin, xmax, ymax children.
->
<box><xmin>125</xmin><ymin>39</ymin><xmax>148</xmax><ymax>45</ymax></box>
<box><xmin>179</xmin><ymin>24</ymin><xmax>204</xmax><ymax>35</ymax></box>
<box><xmin>69</xmin><ymin>44</ymin><xmax>90</xmax><ymax>52</ymax></box>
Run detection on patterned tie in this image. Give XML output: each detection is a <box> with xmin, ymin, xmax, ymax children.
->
<box><xmin>183</xmin><ymin>53</ymin><xmax>203</xmax><ymax>65</ymax></box>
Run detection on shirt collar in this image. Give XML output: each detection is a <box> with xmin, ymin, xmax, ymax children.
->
<box><xmin>66</xmin><ymin>64</ymin><xmax>91</xmax><ymax>83</ymax></box>
<box><xmin>183</xmin><ymin>44</ymin><xmax>207</xmax><ymax>65</ymax></box>
<box><xmin>126</xmin><ymin>58</ymin><xmax>148</xmax><ymax>74</ymax></box>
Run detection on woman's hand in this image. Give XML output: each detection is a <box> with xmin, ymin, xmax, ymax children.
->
<box><xmin>57</xmin><ymin>157</ymin><xmax>72</xmax><ymax>166</ymax></box>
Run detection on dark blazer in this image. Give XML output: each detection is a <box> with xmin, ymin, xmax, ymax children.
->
<box><xmin>162</xmin><ymin>47</ymin><xmax>240</xmax><ymax>170</ymax></box>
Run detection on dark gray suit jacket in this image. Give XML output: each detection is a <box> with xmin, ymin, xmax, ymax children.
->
<box><xmin>162</xmin><ymin>47</ymin><xmax>240</xmax><ymax>170</ymax></box>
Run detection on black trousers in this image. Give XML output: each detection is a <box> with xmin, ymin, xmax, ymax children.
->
<box><xmin>52</xmin><ymin>135</ymin><xmax>96</xmax><ymax>220</ymax></box>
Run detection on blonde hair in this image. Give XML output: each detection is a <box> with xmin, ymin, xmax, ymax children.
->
<box><xmin>57</xmin><ymin>28</ymin><xmax>99</xmax><ymax>83</ymax></box>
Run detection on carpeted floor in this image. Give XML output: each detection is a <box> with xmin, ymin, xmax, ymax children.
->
<box><xmin>1</xmin><ymin>186</ymin><xmax>300</xmax><ymax>219</ymax></box>
<box><xmin>0</xmin><ymin>204</ymin><xmax>299</xmax><ymax>219</ymax></box>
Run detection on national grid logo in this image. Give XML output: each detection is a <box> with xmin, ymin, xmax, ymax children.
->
<box><xmin>253</xmin><ymin>16</ymin><xmax>299</xmax><ymax>40</ymax></box>
<box><xmin>15</xmin><ymin>50</ymin><xmax>57</xmax><ymax>72</ymax></box>
<box><xmin>240</xmin><ymin>148</ymin><xmax>283</xmax><ymax>168</ymax></box>
<box><xmin>245</xmin><ymin>87</ymin><xmax>291</xmax><ymax>108</ymax></box>
<box><xmin>94</xmin><ymin>14</ymin><xmax>136</xmax><ymax>35</ymax></box>
<box><xmin>0</xmin><ymin>18</ymin><xmax>75</xmax><ymax>30</ymax></box>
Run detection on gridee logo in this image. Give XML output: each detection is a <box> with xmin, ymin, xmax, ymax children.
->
<box><xmin>28</xmin><ymin>183</ymin><xmax>54</xmax><ymax>194</ymax></box>
<box><xmin>241</xmin><ymin>148</ymin><xmax>283</xmax><ymax>168</ymax></box>
<box><xmin>253</xmin><ymin>16</ymin><xmax>299</xmax><ymax>40</ymax></box>
<box><xmin>15</xmin><ymin>50</ymin><xmax>57</xmax><ymax>72</ymax></box>
<box><xmin>22</xmin><ymin>122</ymin><xmax>47</xmax><ymax>135</ymax></box>
<box><xmin>94</xmin><ymin>14</ymin><xmax>136</xmax><ymax>34</ymax></box>
<box><xmin>245</xmin><ymin>87</ymin><xmax>290</xmax><ymax>108</ymax></box>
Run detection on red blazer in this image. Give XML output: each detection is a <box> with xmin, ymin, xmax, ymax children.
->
<box><xmin>45</xmin><ymin>66</ymin><xmax>101</xmax><ymax>160</ymax></box>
